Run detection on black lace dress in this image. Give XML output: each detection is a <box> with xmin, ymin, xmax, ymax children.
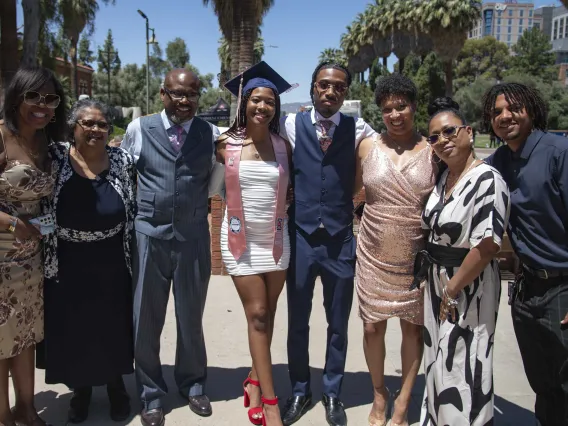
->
<box><xmin>40</xmin><ymin>166</ymin><xmax>133</xmax><ymax>388</ymax></box>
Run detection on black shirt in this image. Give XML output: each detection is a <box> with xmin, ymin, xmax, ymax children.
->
<box><xmin>485</xmin><ymin>130</ymin><xmax>568</xmax><ymax>271</ymax></box>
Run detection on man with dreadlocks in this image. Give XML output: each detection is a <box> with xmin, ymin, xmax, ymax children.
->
<box><xmin>279</xmin><ymin>61</ymin><xmax>376</xmax><ymax>426</ymax></box>
<box><xmin>483</xmin><ymin>82</ymin><xmax>568</xmax><ymax>426</ymax></box>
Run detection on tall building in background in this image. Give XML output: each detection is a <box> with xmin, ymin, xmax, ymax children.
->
<box><xmin>551</xmin><ymin>6</ymin><xmax>568</xmax><ymax>64</ymax></box>
<box><xmin>469</xmin><ymin>1</ymin><xmax>542</xmax><ymax>48</ymax></box>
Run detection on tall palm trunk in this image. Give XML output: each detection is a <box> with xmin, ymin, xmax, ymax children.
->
<box><xmin>399</xmin><ymin>57</ymin><xmax>405</xmax><ymax>73</ymax></box>
<box><xmin>444</xmin><ymin>60</ymin><xmax>453</xmax><ymax>97</ymax></box>
<box><xmin>239</xmin><ymin>0</ymin><xmax>256</xmax><ymax>73</ymax></box>
<box><xmin>0</xmin><ymin>0</ymin><xmax>19</xmax><ymax>97</ymax></box>
<box><xmin>21</xmin><ymin>0</ymin><xmax>40</xmax><ymax>67</ymax></box>
<box><xmin>382</xmin><ymin>56</ymin><xmax>387</xmax><ymax>68</ymax></box>
<box><xmin>229</xmin><ymin>7</ymin><xmax>241</xmax><ymax>123</ymax></box>
<box><xmin>69</xmin><ymin>36</ymin><xmax>79</xmax><ymax>101</ymax></box>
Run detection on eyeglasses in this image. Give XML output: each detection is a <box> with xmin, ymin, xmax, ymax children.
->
<box><xmin>76</xmin><ymin>119</ymin><xmax>109</xmax><ymax>131</ymax></box>
<box><xmin>163</xmin><ymin>87</ymin><xmax>200</xmax><ymax>102</ymax></box>
<box><xmin>23</xmin><ymin>91</ymin><xmax>61</xmax><ymax>109</ymax></box>
<box><xmin>315</xmin><ymin>81</ymin><xmax>348</xmax><ymax>95</ymax></box>
<box><xmin>426</xmin><ymin>125</ymin><xmax>467</xmax><ymax>145</ymax></box>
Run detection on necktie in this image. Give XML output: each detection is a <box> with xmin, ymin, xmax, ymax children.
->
<box><xmin>319</xmin><ymin>120</ymin><xmax>334</xmax><ymax>153</ymax></box>
<box><xmin>171</xmin><ymin>125</ymin><xmax>185</xmax><ymax>152</ymax></box>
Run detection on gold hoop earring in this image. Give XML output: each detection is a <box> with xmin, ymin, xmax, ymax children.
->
<box><xmin>430</xmin><ymin>147</ymin><xmax>441</xmax><ymax>164</ymax></box>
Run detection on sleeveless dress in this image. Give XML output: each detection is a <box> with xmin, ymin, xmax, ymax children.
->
<box><xmin>356</xmin><ymin>137</ymin><xmax>437</xmax><ymax>325</ymax></box>
<box><xmin>40</xmin><ymin>150</ymin><xmax>134</xmax><ymax>387</ymax></box>
<box><xmin>221</xmin><ymin>161</ymin><xmax>290</xmax><ymax>276</ymax></box>
<box><xmin>0</xmin><ymin>129</ymin><xmax>54</xmax><ymax>359</ymax></box>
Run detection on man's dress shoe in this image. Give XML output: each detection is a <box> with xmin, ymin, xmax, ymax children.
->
<box><xmin>322</xmin><ymin>394</ymin><xmax>347</xmax><ymax>426</ymax></box>
<box><xmin>188</xmin><ymin>395</ymin><xmax>212</xmax><ymax>417</ymax></box>
<box><xmin>140</xmin><ymin>408</ymin><xmax>164</xmax><ymax>426</ymax></box>
<box><xmin>281</xmin><ymin>394</ymin><xmax>312</xmax><ymax>425</ymax></box>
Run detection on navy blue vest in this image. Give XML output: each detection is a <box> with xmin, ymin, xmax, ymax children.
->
<box><xmin>291</xmin><ymin>111</ymin><xmax>356</xmax><ymax>236</ymax></box>
<box><xmin>135</xmin><ymin>114</ymin><xmax>213</xmax><ymax>241</ymax></box>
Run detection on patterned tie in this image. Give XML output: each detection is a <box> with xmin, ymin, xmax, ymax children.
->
<box><xmin>319</xmin><ymin>120</ymin><xmax>334</xmax><ymax>153</ymax></box>
<box><xmin>171</xmin><ymin>125</ymin><xmax>186</xmax><ymax>153</ymax></box>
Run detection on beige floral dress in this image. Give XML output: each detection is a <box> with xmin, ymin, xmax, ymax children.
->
<box><xmin>0</xmin><ymin>129</ymin><xmax>54</xmax><ymax>359</ymax></box>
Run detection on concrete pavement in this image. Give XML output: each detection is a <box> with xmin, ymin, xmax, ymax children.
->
<box><xmin>21</xmin><ymin>276</ymin><xmax>535</xmax><ymax>426</ymax></box>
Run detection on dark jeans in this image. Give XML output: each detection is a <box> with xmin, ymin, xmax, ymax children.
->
<box><xmin>512</xmin><ymin>276</ymin><xmax>568</xmax><ymax>426</ymax></box>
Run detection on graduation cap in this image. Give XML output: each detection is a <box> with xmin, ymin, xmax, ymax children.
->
<box><xmin>224</xmin><ymin>61</ymin><xmax>292</xmax><ymax>98</ymax></box>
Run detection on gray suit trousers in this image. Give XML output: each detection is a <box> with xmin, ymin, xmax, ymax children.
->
<box><xmin>133</xmin><ymin>229</ymin><xmax>211</xmax><ymax>410</ymax></box>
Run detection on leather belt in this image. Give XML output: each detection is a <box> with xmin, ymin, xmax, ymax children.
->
<box><xmin>522</xmin><ymin>263</ymin><xmax>567</xmax><ymax>280</ymax></box>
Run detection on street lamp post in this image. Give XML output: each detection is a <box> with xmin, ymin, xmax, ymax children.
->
<box><xmin>137</xmin><ymin>9</ymin><xmax>152</xmax><ymax>115</ymax></box>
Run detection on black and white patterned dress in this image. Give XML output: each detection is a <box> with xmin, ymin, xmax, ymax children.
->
<box><xmin>420</xmin><ymin>163</ymin><xmax>510</xmax><ymax>426</ymax></box>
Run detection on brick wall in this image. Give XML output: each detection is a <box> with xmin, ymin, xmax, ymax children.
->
<box><xmin>210</xmin><ymin>189</ymin><xmax>367</xmax><ymax>275</ymax></box>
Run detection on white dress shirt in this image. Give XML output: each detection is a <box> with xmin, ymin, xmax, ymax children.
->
<box><xmin>121</xmin><ymin>110</ymin><xmax>224</xmax><ymax>198</ymax></box>
<box><xmin>279</xmin><ymin>108</ymin><xmax>376</xmax><ymax>150</ymax></box>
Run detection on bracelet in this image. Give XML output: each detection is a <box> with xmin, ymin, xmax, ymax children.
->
<box><xmin>443</xmin><ymin>286</ymin><xmax>459</xmax><ymax>307</ymax></box>
<box><xmin>7</xmin><ymin>216</ymin><xmax>17</xmax><ymax>233</ymax></box>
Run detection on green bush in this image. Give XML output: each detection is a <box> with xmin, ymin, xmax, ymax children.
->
<box><xmin>111</xmin><ymin>126</ymin><xmax>125</xmax><ymax>138</ymax></box>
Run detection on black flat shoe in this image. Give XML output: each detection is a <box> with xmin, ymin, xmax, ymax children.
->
<box><xmin>107</xmin><ymin>378</ymin><xmax>131</xmax><ymax>422</ymax></box>
<box><xmin>282</xmin><ymin>394</ymin><xmax>312</xmax><ymax>426</ymax></box>
<box><xmin>67</xmin><ymin>387</ymin><xmax>92</xmax><ymax>424</ymax></box>
<box><xmin>322</xmin><ymin>394</ymin><xmax>347</xmax><ymax>426</ymax></box>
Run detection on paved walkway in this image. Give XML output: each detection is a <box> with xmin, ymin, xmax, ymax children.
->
<box><xmin>20</xmin><ymin>276</ymin><xmax>535</xmax><ymax>425</ymax></box>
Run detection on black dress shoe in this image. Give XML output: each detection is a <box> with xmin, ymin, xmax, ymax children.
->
<box><xmin>107</xmin><ymin>378</ymin><xmax>131</xmax><ymax>422</ymax></box>
<box><xmin>140</xmin><ymin>408</ymin><xmax>164</xmax><ymax>426</ymax></box>
<box><xmin>67</xmin><ymin>387</ymin><xmax>92</xmax><ymax>424</ymax></box>
<box><xmin>282</xmin><ymin>394</ymin><xmax>312</xmax><ymax>426</ymax></box>
<box><xmin>187</xmin><ymin>395</ymin><xmax>212</xmax><ymax>417</ymax></box>
<box><xmin>322</xmin><ymin>394</ymin><xmax>347</xmax><ymax>426</ymax></box>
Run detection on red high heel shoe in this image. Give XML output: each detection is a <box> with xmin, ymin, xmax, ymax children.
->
<box><xmin>243</xmin><ymin>374</ymin><xmax>263</xmax><ymax>425</ymax></box>
<box><xmin>261</xmin><ymin>396</ymin><xmax>279</xmax><ymax>426</ymax></box>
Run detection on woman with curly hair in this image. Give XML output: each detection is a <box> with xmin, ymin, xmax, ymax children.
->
<box><xmin>39</xmin><ymin>99</ymin><xmax>136</xmax><ymax>424</ymax></box>
<box><xmin>354</xmin><ymin>74</ymin><xmax>438</xmax><ymax>426</ymax></box>
<box><xmin>0</xmin><ymin>66</ymin><xmax>66</xmax><ymax>426</ymax></box>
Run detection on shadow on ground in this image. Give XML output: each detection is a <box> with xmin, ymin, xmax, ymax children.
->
<box><xmin>33</xmin><ymin>363</ymin><xmax>534</xmax><ymax>425</ymax></box>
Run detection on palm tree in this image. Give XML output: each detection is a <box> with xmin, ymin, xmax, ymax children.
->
<box><xmin>21</xmin><ymin>0</ymin><xmax>41</xmax><ymax>67</ymax></box>
<box><xmin>203</xmin><ymin>0</ymin><xmax>274</xmax><ymax>119</ymax></box>
<box><xmin>218</xmin><ymin>30</ymin><xmax>265</xmax><ymax>85</ymax></box>
<box><xmin>377</xmin><ymin>0</ymin><xmax>415</xmax><ymax>73</ymax></box>
<box><xmin>417</xmin><ymin>0</ymin><xmax>482</xmax><ymax>96</ymax></box>
<box><xmin>318</xmin><ymin>48</ymin><xmax>347</xmax><ymax>67</ymax></box>
<box><xmin>366</xmin><ymin>2</ymin><xmax>391</xmax><ymax>69</ymax></box>
<box><xmin>58</xmin><ymin>0</ymin><xmax>116</xmax><ymax>100</ymax></box>
<box><xmin>0</xmin><ymin>0</ymin><xmax>18</xmax><ymax>94</ymax></box>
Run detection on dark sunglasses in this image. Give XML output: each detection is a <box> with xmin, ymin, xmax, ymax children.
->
<box><xmin>426</xmin><ymin>125</ymin><xmax>467</xmax><ymax>145</ymax></box>
<box><xmin>23</xmin><ymin>91</ymin><xmax>61</xmax><ymax>109</ymax></box>
<box><xmin>315</xmin><ymin>81</ymin><xmax>348</xmax><ymax>94</ymax></box>
<box><xmin>76</xmin><ymin>119</ymin><xmax>110</xmax><ymax>131</ymax></box>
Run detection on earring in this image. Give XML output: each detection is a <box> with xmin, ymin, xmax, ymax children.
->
<box><xmin>50</xmin><ymin>116</ymin><xmax>56</xmax><ymax>123</ymax></box>
<box><xmin>430</xmin><ymin>147</ymin><xmax>442</xmax><ymax>164</ymax></box>
<box><xmin>470</xmin><ymin>138</ymin><xmax>474</xmax><ymax>146</ymax></box>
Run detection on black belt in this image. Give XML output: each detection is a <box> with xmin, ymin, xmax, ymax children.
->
<box><xmin>522</xmin><ymin>263</ymin><xmax>568</xmax><ymax>280</ymax></box>
<box><xmin>409</xmin><ymin>242</ymin><xmax>470</xmax><ymax>290</ymax></box>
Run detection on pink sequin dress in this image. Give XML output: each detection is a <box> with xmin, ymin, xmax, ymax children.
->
<box><xmin>356</xmin><ymin>136</ymin><xmax>437</xmax><ymax>325</ymax></box>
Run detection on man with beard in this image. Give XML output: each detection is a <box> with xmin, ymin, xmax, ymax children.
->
<box><xmin>483</xmin><ymin>82</ymin><xmax>568</xmax><ymax>426</ymax></box>
<box><xmin>279</xmin><ymin>61</ymin><xmax>375</xmax><ymax>426</ymax></box>
<box><xmin>122</xmin><ymin>69</ymin><xmax>221</xmax><ymax>426</ymax></box>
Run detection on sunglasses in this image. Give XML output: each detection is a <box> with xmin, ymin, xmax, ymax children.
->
<box><xmin>426</xmin><ymin>125</ymin><xmax>467</xmax><ymax>145</ymax></box>
<box><xmin>23</xmin><ymin>91</ymin><xmax>61</xmax><ymax>109</ymax></box>
<box><xmin>315</xmin><ymin>81</ymin><xmax>348</xmax><ymax>95</ymax></box>
<box><xmin>76</xmin><ymin>119</ymin><xmax>110</xmax><ymax>131</ymax></box>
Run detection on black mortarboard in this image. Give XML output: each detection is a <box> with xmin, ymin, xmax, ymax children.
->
<box><xmin>224</xmin><ymin>61</ymin><xmax>292</xmax><ymax>97</ymax></box>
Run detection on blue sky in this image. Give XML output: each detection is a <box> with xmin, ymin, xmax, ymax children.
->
<box><xmin>17</xmin><ymin>0</ymin><xmax>562</xmax><ymax>103</ymax></box>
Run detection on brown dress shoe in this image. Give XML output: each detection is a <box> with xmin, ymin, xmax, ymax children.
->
<box><xmin>140</xmin><ymin>408</ymin><xmax>164</xmax><ymax>426</ymax></box>
<box><xmin>188</xmin><ymin>395</ymin><xmax>212</xmax><ymax>417</ymax></box>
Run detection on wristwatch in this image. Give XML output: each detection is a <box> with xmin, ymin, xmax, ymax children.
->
<box><xmin>7</xmin><ymin>216</ymin><xmax>17</xmax><ymax>233</ymax></box>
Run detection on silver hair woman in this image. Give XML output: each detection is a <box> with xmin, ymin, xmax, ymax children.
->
<box><xmin>38</xmin><ymin>98</ymin><xmax>137</xmax><ymax>423</ymax></box>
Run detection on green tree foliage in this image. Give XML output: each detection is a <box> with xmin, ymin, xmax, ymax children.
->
<box><xmin>318</xmin><ymin>48</ymin><xmax>348</xmax><ymax>67</ymax></box>
<box><xmin>454</xmin><ymin>37</ymin><xmax>510</xmax><ymax>91</ymax></box>
<box><xmin>454</xmin><ymin>78</ymin><xmax>495</xmax><ymax>131</ymax></box>
<box><xmin>510</xmin><ymin>27</ymin><xmax>557</xmax><ymax>79</ymax></box>
<box><xmin>403</xmin><ymin>53</ymin><xmax>446</xmax><ymax>133</ymax></box>
<box><xmin>166</xmin><ymin>37</ymin><xmax>190</xmax><ymax>69</ymax></box>
<box><xmin>78</xmin><ymin>34</ymin><xmax>95</xmax><ymax>66</ymax></box>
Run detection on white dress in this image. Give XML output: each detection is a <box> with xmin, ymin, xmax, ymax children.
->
<box><xmin>221</xmin><ymin>161</ymin><xmax>290</xmax><ymax>276</ymax></box>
